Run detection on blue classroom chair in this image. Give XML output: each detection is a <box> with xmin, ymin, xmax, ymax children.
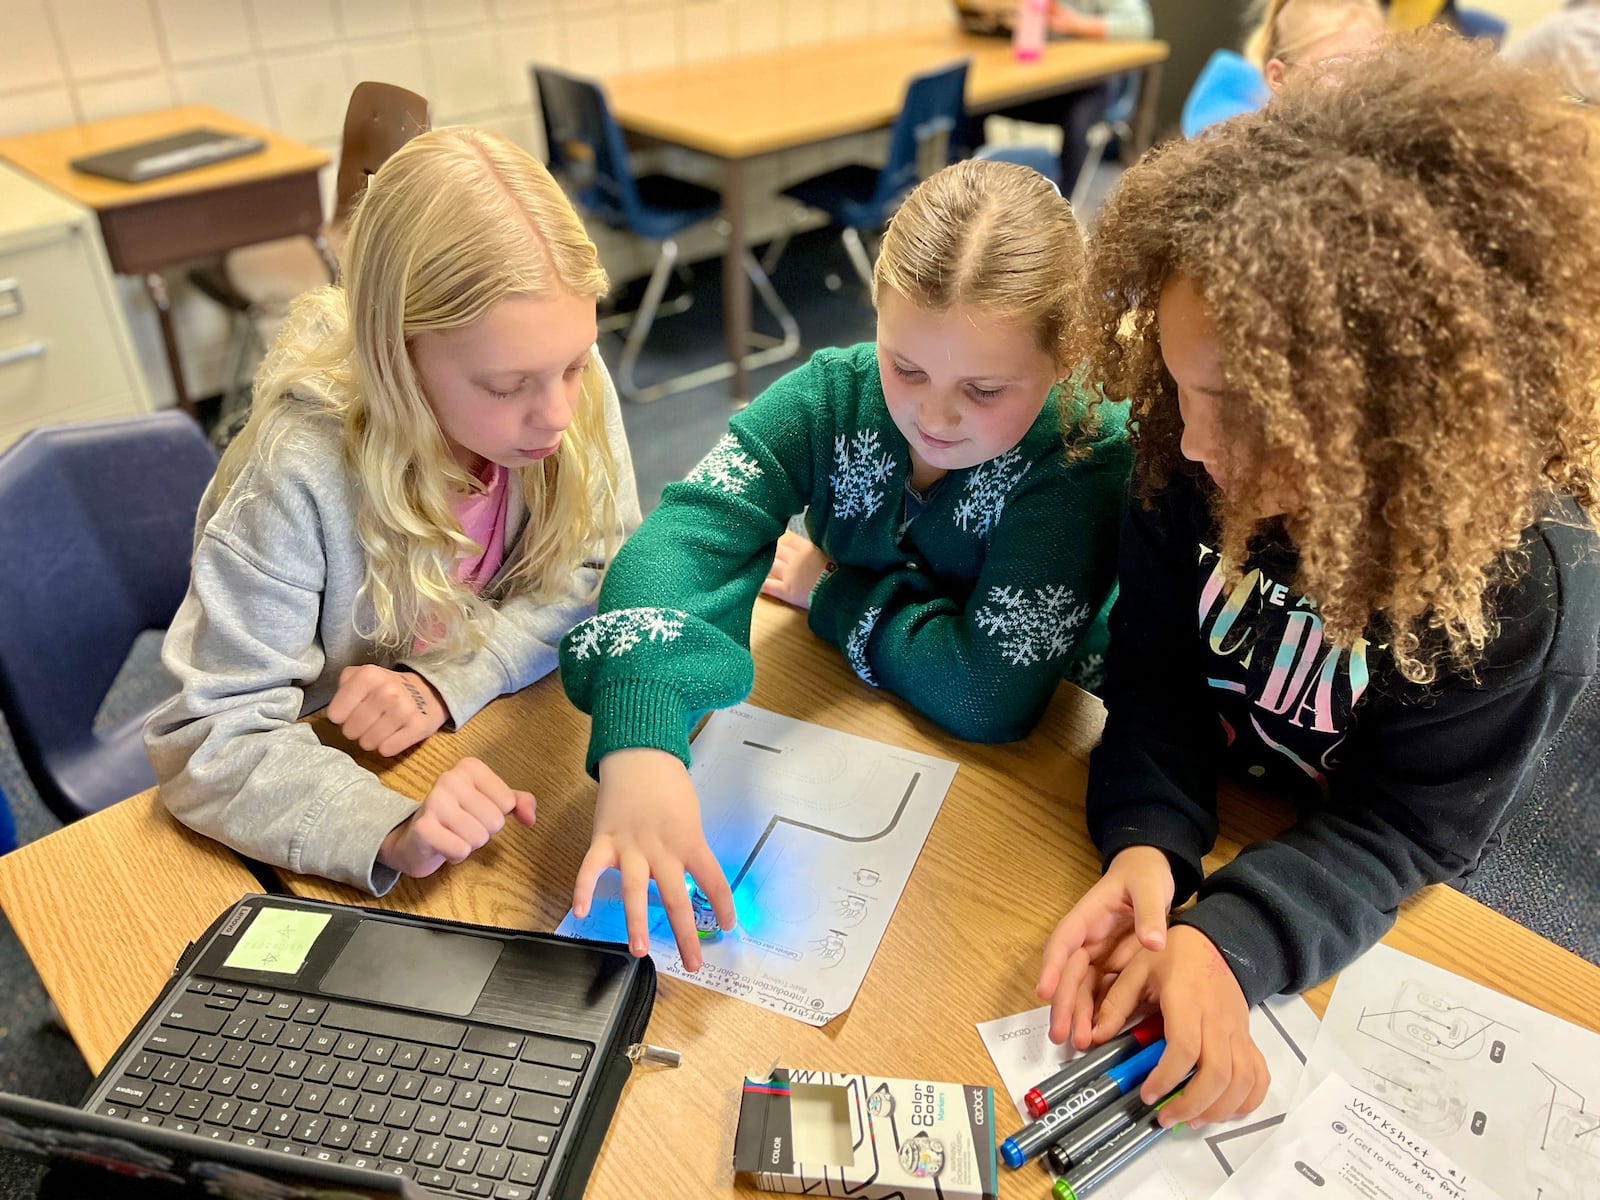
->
<box><xmin>771</xmin><ymin>59</ymin><xmax>970</xmax><ymax>290</ymax></box>
<box><xmin>0</xmin><ymin>784</ymin><xmax>14</xmax><ymax>854</ymax></box>
<box><xmin>532</xmin><ymin>65</ymin><xmax>799</xmax><ymax>404</ymax></box>
<box><xmin>0</xmin><ymin>412</ymin><xmax>216</xmax><ymax>822</ymax></box>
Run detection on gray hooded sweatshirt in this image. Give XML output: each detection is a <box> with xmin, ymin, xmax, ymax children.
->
<box><xmin>145</xmin><ymin>342</ymin><xmax>641</xmax><ymax>895</ymax></box>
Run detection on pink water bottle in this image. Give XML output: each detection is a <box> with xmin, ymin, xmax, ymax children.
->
<box><xmin>1012</xmin><ymin>0</ymin><xmax>1049</xmax><ymax>61</ymax></box>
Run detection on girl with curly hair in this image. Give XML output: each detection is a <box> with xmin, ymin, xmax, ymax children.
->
<box><xmin>147</xmin><ymin>128</ymin><xmax>640</xmax><ymax>892</ymax></box>
<box><xmin>1037</xmin><ymin>31</ymin><xmax>1600</xmax><ymax>1130</ymax></box>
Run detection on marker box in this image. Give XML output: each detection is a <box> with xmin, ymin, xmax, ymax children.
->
<box><xmin>733</xmin><ymin>1067</ymin><xmax>998</xmax><ymax>1200</ymax></box>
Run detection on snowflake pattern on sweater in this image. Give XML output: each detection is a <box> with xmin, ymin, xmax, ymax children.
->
<box><xmin>686</xmin><ymin>433</ymin><xmax>764</xmax><ymax>495</ymax></box>
<box><xmin>830</xmin><ymin>430</ymin><xmax>897</xmax><ymax>520</ymax></box>
<box><xmin>845</xmin><ymin>606</ymin><xmax>883</xmax><ymax>686</ymax></box>
<box><xmin>952</xmin><ymin>446</ymin><xmax>1031</xmax><ymax>537</ymax></box>
<box><xmin>974</xmin><ymin>585</ymin><xmax>1092</xmax><ymax>666</ymax></box>
<box><xmin>566</xmin><ymin>607</ymin><xmax>688</xmax><ymax>660</ymax></box>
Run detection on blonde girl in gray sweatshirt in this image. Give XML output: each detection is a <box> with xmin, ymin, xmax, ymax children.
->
<box><xmin>146</xmin><ymin>128</ymin><xmax>640</xmax><ymax>893</ymax></box>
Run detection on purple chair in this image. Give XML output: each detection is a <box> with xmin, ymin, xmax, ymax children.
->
<box><xmin>0</xmin><ymin>412</ymin><xmax>216</xmax><ymax>821</ymax></box>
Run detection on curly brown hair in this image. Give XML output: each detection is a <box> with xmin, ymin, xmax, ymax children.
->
<box><xmin>1075</xmin><ymin>30</ymin><xmax>1600</xmax><ymax>683</ymax></box>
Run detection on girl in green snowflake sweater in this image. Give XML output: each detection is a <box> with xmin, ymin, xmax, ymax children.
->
<box><xmin>559</xmin><ymin>159</ymin><xmax>1132</xmax><ymax>967</ymax></box>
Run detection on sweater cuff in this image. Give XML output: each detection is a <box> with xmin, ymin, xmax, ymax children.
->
<box><xmin>1095</xmin><ymin>804</ymin><xmax>1209</xmax><ymax>906</ymax></box>
<box><xmin>585</xmin><ymin>677</ymin><xmax>697</xmax><ymax>777</ymax></box>
<box><xmin>1172</xmin><ymin>892</ymin><xmax>1292</xmax><ymax>1007</ymax></box>
<box><xmin>807</xmin><ymin>563</ymin><xmax>882</xmax><ymax>648</ymax></box>
<box><xmin>291</xmin><ymin>780</ymin><xmax>419</xmax><ymax>896</ymax></box>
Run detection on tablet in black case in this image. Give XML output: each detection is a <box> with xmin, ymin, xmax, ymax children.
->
<box><xmin>76</xmin><ymin>894</ymin><xmax>657</xmax><ymax>1199</ymax></box>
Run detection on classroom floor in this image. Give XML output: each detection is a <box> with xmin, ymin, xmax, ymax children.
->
<box><xmin>3</xmin><ymin>203</ymin><xmax>1598</xmax><ymax>1195</ymax></box>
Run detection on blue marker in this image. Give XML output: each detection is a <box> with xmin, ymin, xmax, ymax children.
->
<box><xmin>999</xmin><ymin>1039</ymin><xmax>1166</xmax><ymax>1169</ymax></box>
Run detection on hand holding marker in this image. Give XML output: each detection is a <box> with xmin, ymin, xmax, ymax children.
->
<box><xmin>999</xmin><ymin>1038</ymin><xmax>1166</xmax><ymax>1168</ymax></box>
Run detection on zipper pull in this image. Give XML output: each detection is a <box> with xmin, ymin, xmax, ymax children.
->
<box><xmin>627</xmin><ymin>1042</ymin><xmax>682</xmax><ymax>1067</ymax></box>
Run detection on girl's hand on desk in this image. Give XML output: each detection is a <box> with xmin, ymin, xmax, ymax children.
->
<box><xmin>761</xmin><ymin>531</ymin><xmax>832</xmax><ymax>610</ymax></box>
<box><xmin>578</xmin><ymin>748</ymin><xmax>736</xmax><ymax>971</ymax></box>
<box><xmin>378</xmin><ymin>757</ymin><xmax>536</xmax><ymax>878</ymax></box>
<box><xmin>1037</xmin><ymin>845</ymin><xmax>1173</xmax><ymax>1047</ymax></box>
<box><xmin>1092</xmin><ymin>925</ymin><xmax>1270</xmax><ymax>1129</ymax></box>
<box><xmin>328</xmin><ymin>664</ymin><xmax>449</xmax><ymax>756</ymax></box>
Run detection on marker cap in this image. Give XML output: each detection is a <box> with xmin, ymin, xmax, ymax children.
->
<box><xmin>1000</xmin><ymin>1136</ymin><xmax>1025</xmax><ymax>1170</ymax></box>
<box><xmin>1052</xmin><ymin>1179</ymin><xmax>1079</xmax><ymax>1200</ymax></box>
<box><xmin>1025</xmin><ymin>1086</ymin><xmax>1048</xmax><ymax>1118</ymax></box>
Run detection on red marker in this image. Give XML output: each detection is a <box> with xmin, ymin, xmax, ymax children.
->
<box><xmin>1025</xmin><ymin>1015</ymin><xmax>1163</xmax><ymax>1119</ymax></box>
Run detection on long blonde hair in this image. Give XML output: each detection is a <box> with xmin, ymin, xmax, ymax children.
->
<box><xmin>1244</xmin><ymin>0</ymin><xmax>1384</xmax><ymax>67</ymax></box>
<box><xmin>874</xmin><ymin>158</ymin><xmax>1084</xmax><ymax>369</ymax></box>
<box><xmin>214</xmin><ymin>127</ymin><xmax>621</xmax><ymax>662</ymax></box>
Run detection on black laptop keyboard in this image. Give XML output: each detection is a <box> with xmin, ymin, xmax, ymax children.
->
<box><xmin>93</xmin><ymin>977</ymin><xmax>592</xmax><ymax>1198</ymax></box>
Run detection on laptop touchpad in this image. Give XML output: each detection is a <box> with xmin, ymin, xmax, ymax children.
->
<box><xmin>319</xmin><ymin>920</ymin><xmax>503</xmax><ymax>1016</ymax></box>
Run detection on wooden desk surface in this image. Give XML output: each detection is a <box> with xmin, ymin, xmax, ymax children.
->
<box><xmin>0</xmin><ymin>792</ymin><xmax>263</xmax><ymax>1072</ymax></box>
<box><xmin>606</xmin><ymin>25</ymin><xmax>1169</xmax><ymax>159</ymax></box>
<box><xmin>1</xmin><ymin>600</ymin><xmax>1594</xmax><ymax>1196</ymax></box>
<box><xmin>276</xmin><ymin>600</ymin><xmax>1600</xmax><ymax>1196</ymax></box>
<box><xmin>0</xmin><ymin>104</ymin><xmax>329</xmax><ymax>212</ymax></box>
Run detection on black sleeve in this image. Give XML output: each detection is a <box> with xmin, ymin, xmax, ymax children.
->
<box><xmin>1086</xmin><ymin>481</ymin><xmax>1227</xmax><ymax>904</ymax></box>
<box><xmin>1176</xmin><ymin>527</ymin><xmax>1594</xmax><ymax>1005</ymax></box>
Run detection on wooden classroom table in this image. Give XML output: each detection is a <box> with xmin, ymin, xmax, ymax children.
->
<box><xmin>604</xmin><ymin>26</ymin><xmax>1169</xmax><ymax>403</ymax></box>
<box><xmin>4</xmin><ymin>600</ymin><xmax>1592</xmax><ymax>1197</ymax></box>
<box><xmin>0</xmin><ymin>105</ymin><xmax>331</xmax><ymax>417</ymax></box>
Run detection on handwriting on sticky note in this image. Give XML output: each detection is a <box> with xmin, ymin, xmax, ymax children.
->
<box><xmin>222</xmin><ymin>908</ymin><xmax>330</xmax><ymax>975</ymax></box>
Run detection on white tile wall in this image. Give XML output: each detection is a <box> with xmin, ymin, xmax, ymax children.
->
<box><xmin>0</xmin><ymin>0</ymin><xmax>952</xmax><ymax>406</ymax></box>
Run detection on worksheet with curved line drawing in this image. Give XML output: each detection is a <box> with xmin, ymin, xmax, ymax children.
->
<box><xmin>555</xmin><ymin>704</ymin><xmax>958</xmax><ymax>1026</ymax></box>
<box><xmin>1293</xmin><ymin>944</ymin><xmax>1600</xmax><ymax>1200</ymax></box>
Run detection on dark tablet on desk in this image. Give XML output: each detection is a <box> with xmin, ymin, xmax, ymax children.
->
<box><xmin>69</xmin><ymin>128</ymin><xmax>267</xmax><ymax>184</ymax></box>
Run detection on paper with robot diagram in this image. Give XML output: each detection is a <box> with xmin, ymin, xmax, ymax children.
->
<box><xmin>977</xmin><ymin>995</ymin><xmax>1321</xmax><ymax>1198</ymax></box>
<box><xmin>1292</xmin><ymin>943</ymin><xmax>1600</xmax><ymax>1200</ymax></box>
<box><xmin>556</xmin><ymin>704</ymin><xmax>957</xmax><ymax>1026</ymax></box>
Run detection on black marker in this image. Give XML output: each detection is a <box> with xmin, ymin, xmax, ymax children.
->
<box><xmin>1000</xmin><ymin>1039</ymin><xmax>1164</xmax><ymax>1168</ymax></box>
<box><xmin>1025</xmin><ymin>1014</ymin><xmax>1164</xmax><ymax>1117</ymax></box>
<box><xmin>1051</xmin><ymin>1096</ymin><xmax>1182</xmax><ymax>1200</ymax></box>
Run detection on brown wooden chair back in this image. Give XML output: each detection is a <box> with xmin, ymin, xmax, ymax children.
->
<box><xmin>333</xmin><ymin>81</ymin><xmax>432</xmax><ymax>226</ymax></box>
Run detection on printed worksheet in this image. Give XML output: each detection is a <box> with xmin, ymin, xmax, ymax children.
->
<box><xmin>1214</xmin><ymin>1073</ymin><xmax>1504</xmax><ymax>1200</ymax></box>
<box><xmin>556</xmin><ymin>704</ymin><xmax>957</xmax><ymax>1026</ymax></box>
<box><xmin>1294</xmin><ymin>944</ymin><xmax>1600</xmax><ymax>1200</ymax></box>
<box><xmin>976</xmin><ymin>995</ymin><xmax>1321</xmax><ymax>1197</ymax></box>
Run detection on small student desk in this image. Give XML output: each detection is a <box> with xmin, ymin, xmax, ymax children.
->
<box><xmin>0</xmin><ymin>105</ymin><xmax>330</xmax><ymax>418</ymax></box>
<box><xmin>603</xmin><ymin>26</ymin><xmax>1170</xmax><ymax>403</ymax></box>
<box><xmin>1</xmin><ymin>600</ymin><xmax>1596</xmax><ymax>1198</ymax></box>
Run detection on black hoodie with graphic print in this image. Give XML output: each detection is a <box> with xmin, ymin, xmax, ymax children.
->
<box><xmin>1086</xmin><ymin>467</ymin><xmax>1600</xmax><ymax>1005</ymax></box>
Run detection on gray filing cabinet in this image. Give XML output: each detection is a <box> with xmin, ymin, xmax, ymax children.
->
<box><xmin>0</xmin><ymin>161</ymin><xmax>150</xmax><ymax>452</ymax></box>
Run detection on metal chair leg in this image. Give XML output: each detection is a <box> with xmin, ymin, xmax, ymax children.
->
<box><xmin>1069</xmin><ymin>119</ymin><xmax>1130</xmax><ymax>213</ymax></box>
<box><xmin>842</xmin><ymin>226</ymin><xmax>875</xmax><ymax>291</ymax></box>
<box><xmin>599</xmin><ymin>260</ymin><xmax>694</xmax><ymax>334</ymax></box>
<box><xmin>616</xmin><ymin>246</ymin><xmax>802</xmax><ymax>405</ymax></box>
<box><xmin>616</xmin><ymin>238</ymin><xmax>682</xmax><ymax>402</ymax></box>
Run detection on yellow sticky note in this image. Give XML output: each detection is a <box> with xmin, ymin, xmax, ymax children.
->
<box><xmin>223</xmin><ymin>908</ymin><xmax>331</xmax><ymax>975</ymax></box>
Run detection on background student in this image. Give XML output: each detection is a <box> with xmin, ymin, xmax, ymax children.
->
<box><xmin>560</xmin><ymin>159</ymin><xmax>1132</xmax><ymax>969</ymax></box>
<box><xmin>1182</xmin><ymin>0</ymin><xmax>1385</xmax><ymax>137</ymax></box>
<box><xmin>1038</xmin><ymin>32</ymin><xmax>1600</xmax><ymax>1129</ymax></box>
<box><xmin>990</xmin><ymin>0</ymin><xmax>1154</xmax><ymax>188</ymax></box>
<box><xmin>147</xmin><ymin>128</ymin><xmax>640</xmax><ymax>893</ymax></box>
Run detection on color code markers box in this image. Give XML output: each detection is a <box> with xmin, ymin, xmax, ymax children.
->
<box><xmin>733</xmin><ymin>1068</ymin><xmax>998</xmax><ymax>1200</ymax></box>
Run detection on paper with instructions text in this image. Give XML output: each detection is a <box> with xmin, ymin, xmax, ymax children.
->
<box><xmin>1213</xmin><ymin>1072</ymin><xmax>1504</xmax><ymax>1200</ymax></box>
<box><xmin>1294</xmin><ymin>943</ymin><xmax>1600</xmax><ymax>1200</ymax></box>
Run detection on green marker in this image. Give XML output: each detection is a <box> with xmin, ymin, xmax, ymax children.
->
<box><xmin>1051</xmin><ymin>1093</ymin><xmax>1183</xmax><ymax>1200</ymax></box>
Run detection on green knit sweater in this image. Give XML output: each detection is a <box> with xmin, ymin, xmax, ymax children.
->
<box><xmin>560</xmin><ymin>342</ymin><xmax>1131</xmax><ymax>774</ymax></box>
